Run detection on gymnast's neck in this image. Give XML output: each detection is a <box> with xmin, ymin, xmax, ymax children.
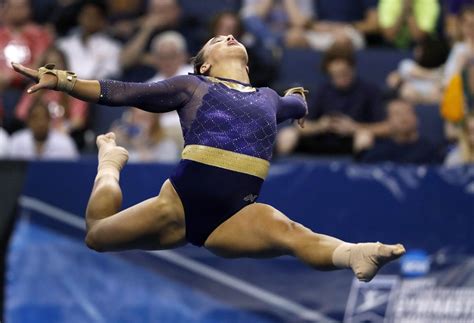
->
<box><xmin>209</xmin><ymin>59</ymin><xmax>250</xmax><ymax>85</ymax></box>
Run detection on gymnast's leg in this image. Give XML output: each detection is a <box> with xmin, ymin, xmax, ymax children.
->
<box><xmin>85</xmin><ymin>133</ymin><xmax>186</xmax><ymax>252</ymax></box>
<box><xmin>204</xmin><ymin>203</ymin><xmax>405</xmax><ymax>282</ymax></box>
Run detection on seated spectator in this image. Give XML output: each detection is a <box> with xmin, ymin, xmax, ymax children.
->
<box><xmin>311</xmin><ymin>0</ymin><xmax>380</xmax><ymax>46</ymax></box>
<box><xmin>442</xmin><ymin>6</ymin><xmax>474</xmax><ymax>141</ymax></box>
<box><xmin>48</xmin><ymin>0</ymin><xmax>83</xmax><ymax>37</ymax></box>
<box><xmin>147</xmin><ymin>31</ymin><xmax>192</xmax><ymax>83</ymax></box>
<box><xmin>147</xmin><ymin>31</ymin><xmax>191</xmax><ymax>150</ymax></box>
<box><xmin>387</xmin><ymin>37</ymin><xmax>450</xmax><ymax>104</ymax></box>
<box><xmin>14</xmin><ymin>47</ymin><xmax>89</xmax><ymax>139</ymax></box>
<box><xmin>0</xmin><ymin>0</ymin><xmax>53</xmax><ymax>128</ymax></box>
<box><xmin>444</xmin><ymin>5</ymin><xmax>474</xmax><ymax>85</ymax></box>
<box><xmin>110</xmin><ymin>108</ymin><xmax>180</xmax><ymax>163</ymax></box>
<box><xmin>119</xmin><ymin>0</ymin><xmax>190</xmax><ymax>75</ymax></box>
<box><xmin>378</xmin><ymin>0</ymin><xmax>441</xmax><ymax>49</ymax></box>
<box><xmin>357</xmin><ymin>98</ymin><xmax>444</xmax><ymax>164</ymax></box>
<box><xmin>56</xmin><ymin>0</ymin><xmax>121</xmax><ymax>80</ymax></box>
<box><xmin>443</xmin><ymin>0</ymin><xmax>474</xmax><ymax>43</ymax></box>
<box><xmin>209</xmin><ymin>11</ymin><xmax>277</xmax><ymax>87</ymax></box>
<box><xmin>240</xmin><ymin>0</ymin><xmax>314</xmax><ymax>51</ymax></box>
<box><xmin>276</xmin><ymin>43</ymin><xmax>388</xmax><ymax>156</ymax></box>
<box><xmin>8</xmin><ymin>98</ymin><xmax>78</xmax><ymax>160</ymax></box>
<box><xmin>0</xmin><ymin>126</ymin><xmax>9</xmax><ymax>158</ymax></box>
<box><xmin>305</xmin><ymin>0</ymin><xmax>380</xmax><ymax>50</ymax></box>
<box><xmin>445</xmin><ymin>114</ymin><xmax>474</xmax><ymax>166</ymax></box>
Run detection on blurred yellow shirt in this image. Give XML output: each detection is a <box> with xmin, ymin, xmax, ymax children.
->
<box><xmin>378</xmin><ymin>0</ymin><xmax>440</xmax><ymax>47</ymax></box>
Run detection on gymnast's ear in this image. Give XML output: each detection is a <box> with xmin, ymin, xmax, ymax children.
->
<box><xmin>200</xmin><ymin>63</ymin><xmax>211</xmax><ymax>75</ymax></box>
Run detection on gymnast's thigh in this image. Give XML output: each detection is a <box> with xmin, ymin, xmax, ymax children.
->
<box><xmin>86</xmin><ymin>180</ymin><xmax>186</xmax><ymax>251</ymax></box>
<box><xmin>204</xmin><ymin>203</ymin><xmax>308</xmax><ymax>258</ymax></box>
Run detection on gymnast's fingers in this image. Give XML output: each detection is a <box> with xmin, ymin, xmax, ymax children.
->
<box><xmin>11</xmin><ymin>62</ymin><xmax>39</xmax><ymax>82</ymax></box>
<box><xmin>27</xmin><ymin>74</ymin><xmax>58</xmax><ymax>93</ymax></box>
<box><xmin>297</xmin><ymin>117</ymin><xmax>305</xmax><ymax>128</ymax></box>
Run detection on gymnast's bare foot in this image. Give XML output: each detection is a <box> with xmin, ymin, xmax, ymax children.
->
<box><xmin>350</xmin><ymin>242</ymin><xmax>406</xmax><ymax>282</ymax></box>
<box><xmin>95</xmin><ymin>132</ymin><xmax>129</xmax><ymax>181</ymax></box>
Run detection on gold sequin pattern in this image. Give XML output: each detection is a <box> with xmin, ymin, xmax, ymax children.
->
<box><xmin>181</xmin><ymin>145</ymin><xmax>269</xmax><ymax>179</ymax></box>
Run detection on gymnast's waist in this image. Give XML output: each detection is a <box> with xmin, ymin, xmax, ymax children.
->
<box><xmin>181</xmin><ymin>145</ymin><xmax>270</xmax><ymax>180</ymax></box>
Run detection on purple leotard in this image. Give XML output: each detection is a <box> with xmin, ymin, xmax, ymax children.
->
<box><xmin>98</xmin><ymin>74</ymin><xmax>307</xmax><ymax>246</ymax></box>
<box><xmin>98</xmin><ymin>74</ymin><xmax>306</xmax><ymax>160</ymax></box>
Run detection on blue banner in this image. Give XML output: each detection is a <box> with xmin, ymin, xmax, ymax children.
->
<box><xmin>7</xmin><ymin>160</ymin><xmax>474</xmax><ymax>322</ymax></box>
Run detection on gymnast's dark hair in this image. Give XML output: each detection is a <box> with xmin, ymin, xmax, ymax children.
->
<box><xmin>191</xmin><ymin>46</ymin><xmax>208</xmax><ymax>76</ymax></box>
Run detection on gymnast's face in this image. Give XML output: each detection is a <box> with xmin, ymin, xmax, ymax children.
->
<box><xmin>198</xmin><ymin>35</ymin><xmax>248</xmax><ymax>75</ymax></box>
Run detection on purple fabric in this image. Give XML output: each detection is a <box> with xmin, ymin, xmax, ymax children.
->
<box><xmin>99</xmin><ymin>75</ymin><xmax>306</xmax><ymax>160</ymax></box>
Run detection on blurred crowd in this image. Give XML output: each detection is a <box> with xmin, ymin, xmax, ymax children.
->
<box><xmin>0</xmin><ymin>0</ymin><xmax>474</xmax><ymax>166</ymax></box>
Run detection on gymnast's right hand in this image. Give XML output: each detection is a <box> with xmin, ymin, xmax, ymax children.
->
<box><xmin>11</xmin><ymin>62</ymin><xmax>58</xmax><ymax>94</ymax></box>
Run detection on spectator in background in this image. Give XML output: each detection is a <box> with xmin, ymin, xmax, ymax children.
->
<box><xmin>276</xmin><ymin>43</ymin><xmax>388</xmax><ymax>156</ymax></box>
<box><xmin>444</xmin><ymin>5</ymin><xmax>474</xmax><ymax>85</ymax></box>
<box><xmin>378</xmin><ymin>0</ymin><xmax>440</xmax><ymax>49</ymax></box>
<box><xmin>56</xmin><ymin>0</ymin><xmax>121</xmax><ymax>80</ymax></box>
<box><xmin>0</xmin><ymin>127</ymin><xmax>9</xmax><ymax>158</ymax></box>
<box><xmin>387</xmin><ymin>37</ymin><xmax>450</xmax><ymax>104</ymax></box>
<box><xmin>14</xmin><ymin>47</ymin><xmax>89</xmax><ymax>136</ymax></box>
<box><xmin>0</xmin><ymin>0</ymin><xmax>52</xmax><ymax>129</ymax></box>
<box><xmin>8</xmin><ymin>98</ymin><xmax>78</xmax><ymax>160</ymax></box>
<box><xmin>105</xmin><ymin>0</ymin><xmax>146</xmax><ymax>42</ymax></box>
<box><xmin>306</xmin><ymin>0</ymin><xmax>379</xmax><ymax>49</ymax></box>
<box><xmin>445</xmin><ymin>114</ymin><xmax>474</xmax><ymax>165</ymax></box>
<box><xmin>209</xmin><ymin>11</ymin><xmax>277</xmax><ymax>87</ymax></box>
<box><xmin>48</xmin><ymin>0</ymin><xmax>83</xmax><ymax>37</ymax></box>
<box><xmin>358</xmin><ymin>98</ymin><xmax>444</xmax><ymax>164</ymax></box>
<box><xmin>119</xmin><ymin>0</ymin><xmax>186</xmax><ymax>75</ymax></box>
<box><xmin>147</xmin><ymin>31</ymin><xmax>192</xmax><ymax>150</ymax></box>
<box><xmin>443</xmin><ymin>0</ymin><xmax>474</xmax><ymax>43</ymax></box>
<box><xmin>312</xmin><ymin>0</ymin><xmax>379</xmax><ymax>45</ymax></box>
<box><xmin>147</xmin><ymin>31</ymin><xmax>192</xmax><ymax>83</ymax></box>
<box><xmin>240</xmin><ymin>0</ymin><xmax>314</xmax><ymax>51</ymax></box>
<box><xmin>110</xmin><ymin>108</ymin><xmax>180</xmax><ymax>163</ymax></box>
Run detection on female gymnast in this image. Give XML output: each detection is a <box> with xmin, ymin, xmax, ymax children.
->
<box><xmin>13</xmin><ymin>35</ymin><xmax>405</xmax><ymax>282</ymax></box>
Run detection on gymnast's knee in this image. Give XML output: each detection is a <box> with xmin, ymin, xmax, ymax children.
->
<box><xmin>85</xmin><ymin>225</ymin><xmax>107</xmax><ymax>252</ymax></box>
<box><xmin>85</xmin><ymin>234</ymin><xmax>103</xmax><ymax>252</ymax></box>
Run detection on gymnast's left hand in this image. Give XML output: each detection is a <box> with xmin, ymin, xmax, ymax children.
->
<box><xmin>11</xmin><ymin>62</ymin><xmax>58</xmax><ymax>94</ymax></box>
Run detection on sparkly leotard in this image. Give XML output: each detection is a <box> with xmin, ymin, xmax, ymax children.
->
<box><xmin>98</xmin><ymin>74</ymin><xmax>307</xmax><ymax>245</ymax></box>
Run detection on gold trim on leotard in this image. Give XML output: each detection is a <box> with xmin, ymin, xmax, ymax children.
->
<box><xmin>206</xmin><ymin>76</ymin><xmax>256</xmax><ymax>93</ymax></box>
<box><xmin>181</xmin><ymin>145</ymin><xmax>269</xmax><ymax>179</ymax></box>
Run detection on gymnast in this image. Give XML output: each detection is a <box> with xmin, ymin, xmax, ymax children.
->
<box><xmin>13</xmin><ymin>35</ymin><xmax>405</xmax><ymax>282</ymax></box>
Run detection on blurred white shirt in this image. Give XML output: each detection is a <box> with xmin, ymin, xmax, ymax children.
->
<box><xmin>444</xmin><ymin>42</ymin><xmax>470</xmax><ymax>85</ymax></box>
<box><xmin>0</xmin><ymin>127</ymin><xmax>9</xmax><ymax>158</ymax></box>
<box><xmin>9</xmin><ymin>129</ymin><xmax>78</xmax><ymax>160</ymax></box>
<box><xmin>57</xmin><ymin>30</ymin><xmax>121</xmax><ymax>79</ymax></box>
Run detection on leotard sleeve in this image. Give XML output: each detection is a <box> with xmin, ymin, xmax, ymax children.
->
<box><xmin>97</xmin><ymin>75</ymin><xmax>199</xmax><ymax>113</ymax></box>
<box><xmin>276</xmin><ymin>94</ymin><xmax>307</xmax><ymax>124</ymax></box>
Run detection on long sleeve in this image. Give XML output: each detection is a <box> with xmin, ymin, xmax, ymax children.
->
<box><xmin>98</xmin><ymin>75</ymin><xmax>199</xmax><ymax>113</ymax></box>
<box><xmin>276</xmin><ymin>94</ymin><xmax>307</xmax><ymax>123</ymax></box>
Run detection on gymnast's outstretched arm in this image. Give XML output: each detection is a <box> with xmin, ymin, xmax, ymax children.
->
<box><xmin>276</xmin><ymin>87</ymin><xmax>308</xmax><ymax>126</ymax></box>
<box><xmin>11</xmin><ymin>63</ymin><xmax>198</xmax><ymax>113</ymax></box>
